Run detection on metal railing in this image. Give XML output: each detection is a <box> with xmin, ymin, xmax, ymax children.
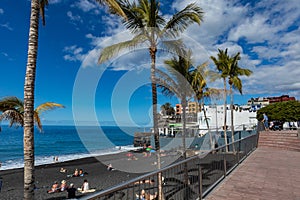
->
<box><xmin>80</xmin><ymin>132</ymin><xmax>258</xmax><ymax>200</ymax></box>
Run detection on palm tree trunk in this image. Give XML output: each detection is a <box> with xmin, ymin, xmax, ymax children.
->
<box><xmin>223</xmin><ymin>78</ymin><xmax>228</xmax><ymax>152</ymax></box>
<box><xmin>24</xmin><ymin>0</ymin><xmax>39</xmax><ymax>199</ymax></box>
<box><xmin>230</xmin><ymin>84</ymin><xmax>236</xmax><ymax>153</ymax></box>
<box><xmin>201</xmin><ymin>101</ymin><xmax>213</xmax><ymax>149</ymax></box>
<box><xmin>181</xmin><ymin>97</ymin><xmax>189</xmax><ymax>195</ymax></box>
<box><xmin>181</xmin><ymin>98</ymin><xmax>187</xmax><ymax>159</ymax></box>
<box><xmin>149</xmin><ymin>46</ymin><xmax>163</xmax><ymax>200</ymax></box>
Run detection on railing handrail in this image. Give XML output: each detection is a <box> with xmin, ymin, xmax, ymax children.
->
<box><xmin>80</xmin><ymin>131</ymin><xmax>258</xmax><ymax>200</ymax></box>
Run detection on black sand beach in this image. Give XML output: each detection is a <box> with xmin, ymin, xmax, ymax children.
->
<box><xmin>0</xmin><ymin>152</ymin><xmax>145</xmax><ymax>200</ymax></box>
<box><xmin>0</xmin><ymin>150</ymin><xmax>181</xmax><ymax>200</ymax></box>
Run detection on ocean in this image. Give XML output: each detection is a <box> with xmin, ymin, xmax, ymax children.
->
<box><xmin>0</xmin><ymin>125</ymin><xmax>146</xmax><ymax>170</ymax></box>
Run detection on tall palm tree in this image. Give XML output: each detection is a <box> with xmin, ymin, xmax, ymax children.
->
<box><xmin>227</xmin><ymin>52</ymin><xmax>252</xmax><ymax>150</ymax></box>
<box><xmin>0</xmin><ymin>96</ymin><xmax>64</xmax><ymax>132</ymax></box>
<box><xmin>23</xmin><ymin>1</ymin><xmax>48</xmax><ymax>198</ymax></box>
<box><xmin>157</xmin><ymin>49</ymin><xmax>196</xmax><ymax>160</ymax></box>
<box><xmin>24</xmin><ymin>1</ymin><xmax>125</xmax><ymax>198</ymax></box>
<box><xmin>99</xmin><ymin>2</ymin><xmax>203</xmax><ymax>198</ymax></box>
<box><xmin>210</xmin><ymin>49</ymin><xmax>231</xmax><ymax>152</ymax></box>
<box><xmin>211</xmin><ymin>49</ymin><xmax>252</xmax><ymax>152</ymax></box>
<box><xmin>156</xmin><ymin>50</ymin><xmax>196</xmax><ymax>197</ymax></box>
<box><xmin>99</xmin><ymin>0</ymin><xmax>203</xmax><ymax>154</ymax></box>
<box><xmin>191</xmin><ymin>62</ymin><xmax>212</xmax><ymax>143</ymax></box>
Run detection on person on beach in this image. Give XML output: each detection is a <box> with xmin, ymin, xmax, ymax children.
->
<box><xmin>136</xmin><ymin>189</ymin><xmax>146</xmax><ymax>200</ymax></box>
<box><xmin>79</xmin><ymin>169</ymin><xmax>84</xmax><ymax>176</ymax></box>
<box><xmin>262</xmin><ymin>113</ymin><xmax>269</xmax><ymax>130</ymax></box>
<box><xmin>81</xmin><ymin>179</ymin><xmax>89</xmax><ymax>192</ymax></box>
<box><xmin>60</xmin><ymin>167</ymin><xmax>67</xmax><ymax>173</ymax></box>
<box><xmin>53</xmin><ymin>156</ymin><xmax>59</xmax><ymax>162</ymax></box>
<box><xmin>73</xmin><ymin>169</ymin><xmax>79</xmax><ymax>177</ymax></box>
<box><xmin>107</xmin><ymin>163</ymin><xmax>114</xmax><ymax>171</ymax></box>
<box><xmin>136</xmin><ymin>189</ymin><xmax>157</xmax><ymax>200</ymax></box>
<box><xmin>59</xmin><ymin>180</ymin><xmax>67</xmax><ymax>192</ymax></box>
<box><xmin>47</xmin><ymin>181</ymin><xmax>59</xmax><ymax>193</ymax></box>
<box><xmin>66</xmin><ymin>183</ymin><xmax>76</xmax><ymax>199</ymax></box>
<box><xmin>78</xmin><ymin>168</ymin><xmax>88</xmax><ymax>176</ymax></box>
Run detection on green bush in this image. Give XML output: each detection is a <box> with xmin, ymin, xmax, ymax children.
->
<box><xmin>256</xmin><ymin>100</ymin><xmax>300</xmax><ymax>122</ymax></box>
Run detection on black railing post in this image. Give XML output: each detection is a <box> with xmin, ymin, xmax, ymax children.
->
<box><xmin>223</xmin><ymin>152</ymin><xmax>227</xmax><ymax>177</ymax></box>
<box><xmin>198</xmin><ymin>165</ymin><xmax>203</xmax><ymax>200</ymax></box>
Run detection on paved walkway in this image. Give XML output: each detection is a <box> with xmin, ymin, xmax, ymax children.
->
<box><xmin>205</xmin><ymin>147</ymin><xmax>300</xmax><ymax>200</ymax></box>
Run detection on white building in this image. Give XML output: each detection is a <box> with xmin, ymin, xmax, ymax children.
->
<box><xmin>197</xmin><ymin>105</ymin><xmax>257</xmax><ymax>131</ymax></box>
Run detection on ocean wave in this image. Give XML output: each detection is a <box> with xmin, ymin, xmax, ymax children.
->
<box><xmin>0</xmin><ymin>145</ymin><xmax>140</xmax><ymax>171</ymax></box>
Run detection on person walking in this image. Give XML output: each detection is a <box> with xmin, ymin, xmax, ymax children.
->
<box><xmin>262</xmin><ymin>113</ymin><xmax>269</xmax><ymax>131</ymax></box>
<box><xmin>66</xmin><ymin>183</ymin><xmax>76</xmax><ymax>199</ymax></box>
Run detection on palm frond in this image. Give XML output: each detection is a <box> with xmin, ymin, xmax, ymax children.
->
<box><xmin>156</xmin><ymin>69</ymin><xmax>179</xmax><ymax>98</ymax></box>
<box><xmin>97</xmin><ymin>0</ymin><xmax>127</xmax><ymax>19</ymax></box>
<box><xmin>205</xmin><ymin>88</ymin><xmax>223</xmax><ymax>101</ymax></box>
<box><xmin>34</xmin><ymin>111</ymin><xmax>43</xmax><ymax>132</ymax></box>
<box><xmin>35</xmin><ymin>102</ymin><xmax>65</xmax><ymax>114</ymax></box>
<box><xmin>160</xmin><ymin>39</ymin><xmax>185</xmax><ymax>58</ymax></box>
<box><xmin>0</xmin><ymin>96</ymin><xmax>24</xmax><ymax>113</ymax></box>
<box><xmin>98</xmin><ymin>34</ymin><xmax>147</xmax><ymax>64</ymax></box>
<box><xmin>39</xmin><ymin>0</ymin><xmax>49</xmax><ymax>26</ymax></box>
<box><xmin>0</xmin><ymin>110</ymin><xmax>24</xmax><ymax>128</ymax></box>
<box><xmin>164</xmin><ymin>3</ymin><xmax>204</xmax><ymax>37</ymax></box>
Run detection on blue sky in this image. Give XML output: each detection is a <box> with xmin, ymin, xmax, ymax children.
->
<box><xmin>0</xmin><ymin>0</ymin><xmax>300</xmax><ymax>126</ymax></box>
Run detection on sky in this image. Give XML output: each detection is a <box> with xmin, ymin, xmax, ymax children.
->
<box><xmin>0</xmin><ymin>0</ymin><xmax>300</xmax><ymax>127</ymax></box>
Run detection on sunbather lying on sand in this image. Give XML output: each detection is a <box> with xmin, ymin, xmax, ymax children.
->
<box><xmin>47</xmin><ymin>181</ymin><xmax>59</xmax><ymax>193</ymax></box>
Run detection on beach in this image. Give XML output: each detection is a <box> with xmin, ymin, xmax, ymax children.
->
<box><xmin>0</xmin><ymin>152</ymin><xmax>145</xmax><ymax>200</ymax></box>
<box><xmin>0</xmin><ymin>148</ymin><xmax>182</xmax><ymax>200</ymax></box>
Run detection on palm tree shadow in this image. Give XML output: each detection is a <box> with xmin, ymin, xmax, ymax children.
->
<box><xmin>163</xmin><ymin>177</ymin><xmax>196</xmax><ymax>200</ymax></box>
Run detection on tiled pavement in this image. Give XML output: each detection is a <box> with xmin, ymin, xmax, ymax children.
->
<box><xmin>204</xmin><ymin>147</ymin><xmax>300</xmax><ymax>200</ymax></box>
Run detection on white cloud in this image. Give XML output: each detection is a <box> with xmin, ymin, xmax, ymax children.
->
<box><xmin>171</xmin><ymin>0</ymin><xmax>300</xmax><ymax>99</ymax></box>
<box><xmin>69</xmin><ymin>0</ymin><xmax>300</xmax><ymax>99</ymax></box>
<box><xmin>73</xmin><ymin>0</ymin><xmax>98</xmax><ymax>12</ymax></box>
<box><xmin>0</xmin><ymin>8</ymin><xmax>4</xmax><ymax>14</ymax></box>
<box><xmin>0</xmin><ymin>23</ymin><xmax>13</xmax><ymax>31</ymax></box>
<box><xmin>49</xmin><ymin>0</ymin><xmax>62</xmax><ymax>4</ymax></box>
<box><xmin>67</xmin><ymin>11</ymin><xmax>83</xmax><ymax>23</ymax></box>
<box><xmin>63</xmin><ymin>45</ymin><xmax>85</xmax><ymax>62</ymax></box>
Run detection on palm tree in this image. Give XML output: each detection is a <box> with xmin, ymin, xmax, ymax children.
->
<box><xmin>24</xmin><ymin>1</ymin><xmax>125</xmax><ymax>198</ymax></box>
<box><xmin>157</xmin><ymin>49</ymin><xmax>196</xmax><ymax>160</ymax></box>
<box><xmin>211</xmin><ymin>49</ymin><xmax>252</xmax><ymax>152</ymax></box>
<box><xmin>192</xmin><ymin>62</ymin><xmax>218</xmax><ymax>149</ymax></box>
<box><xmin>0</xmin><ymin>96</ymin><xmax>64</xmax><ymax>132</ymax></box>
<box><xmin>160</xmin><ymin>102</ymin><xmax>175</xmax><ymax>116</ymax></box>
<box><xmin>98</xmin><ymin>0</ymin><xmax>203</xmax><ymax>155</ymax></box>
<box><xmin>227</xmin><ymin>52</ymin><xmax>252</xmax><ymax>151</ymax></box>
<box><xmin>156</xmin><ymin>50</ymin><xmax>196</xmax><ymax>195</ymax></box>
<box><xmin>210</xmin><ymin>49</ymin><xmax>231</xmax><ymax>152</ymax></box>
<box><xmin>99</xmin><ymin>2</ymin><xmax>203</xmax><ymax>198</ymax></box>
<box><xmin>23</xmin><ymin>1</ymin><xmax>49</xmax><ymax>198</ymax></box>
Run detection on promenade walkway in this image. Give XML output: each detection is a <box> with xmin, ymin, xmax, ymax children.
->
<box><xmin>205</xmin><ymin>147</ymin><xmax>300</xmax><ymax>200</ymax></box>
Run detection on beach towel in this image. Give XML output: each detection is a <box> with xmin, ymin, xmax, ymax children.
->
<box><xmin>77</xmin><ymin>188</ymin><xmax>96</xmax><ymax>193</ymax></box>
